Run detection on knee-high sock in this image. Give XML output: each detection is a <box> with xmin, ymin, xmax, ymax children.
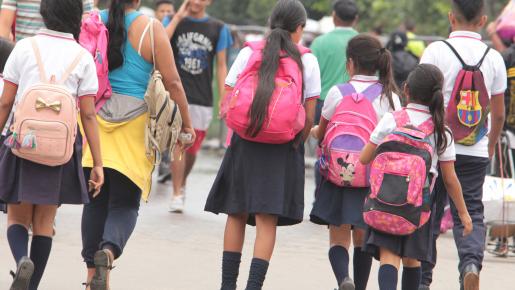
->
<box><xmin>29</xmin><ymin>236</ymin><xmax>52</xmax><ymax>290</ymax></box>
<box><xmin>221</xmin><ymin>251</ymin><xmax>241</xmax><ymax>290</ymax></box>
<box><xmin>245</xmin><ymin>258</ymin><xmax>269</xmax><ymax>290</ymax></box>
<box><xmin>329</xmin><ymin>246</ymin><xmax>349</xmax><ymax>285</ymax></box>
<box><xmin>7</xmin><ymin>224</ymin><xmax>29</xmax><ymax>264</ymax></box>
<box><xmin>353</xmin><ymin>247</ymin><xmax>372</xmax><ymax>290</ymax></box>
<box><xmin>378</xmin><ymin>264</ymin><xmax>398</xmax><ymax>290</ymax></box>
<box><xmin>402</xmin><ymin>267</ymin><xmax>421</xmax><ymax>290</ymax></box>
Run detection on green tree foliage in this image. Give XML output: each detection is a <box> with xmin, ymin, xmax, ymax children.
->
<box><xmin>135</xmin><ymin>0</ymin><xmax>507</xmax><ymax>37</ymax></box>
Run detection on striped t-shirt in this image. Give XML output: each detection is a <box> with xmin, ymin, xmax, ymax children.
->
<box><xmin>1</xmin><ymin>0</ymin><xmax>94</xmax><ymax>41</ymax></box>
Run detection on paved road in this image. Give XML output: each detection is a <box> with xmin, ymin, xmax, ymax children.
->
<box><xmin>0</xmin><ymin>150</ymin><xmax>514</xmax><ymax>290</ymax></box>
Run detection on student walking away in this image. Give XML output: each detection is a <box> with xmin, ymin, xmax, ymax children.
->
<box><xmin>359</xmin><ymin>64</ymin><xmax>473</xmax><ymax>290</ymax></box>
<box><xmin>206</xmin><ymin>1</ymin><xmax>321</xmax><ymax>289</ymax></box>
<box><xmin>310</xmin><ymin>34</ymin><xmax>401</xmax><ymax>290</ymax></box>
<box><xmin>404</xmin><ymin>19</ymin><xmax>426</xmax><ymax>59</ymax></box>
<box><xmin>80</xmin><ymin>1</ymin><xmax>195</xmax><ymax>289</ymax></box>
<box><xmin>386</xmin><ymin>31</ymin><xmax>419</xmax><ymax>90</ymax></box>
<box><xmin>155</xmin><ymin>0</ymin><xmax>175</xmax><ymax>26</ymax></box>
<box><xmin>0</xmin><ymin>0</ymin><xmax>104</xmax><ymax>289</ymax></box>
<box><xmin>309</xmin><ymin>0</ymin><xmax>358</xmax><ymax>197</ymax></box>
<box><xmin>0</xmin><ymin>37</ymin><xmax>14</xmax><ymax>215</ymax></box>
<box><xmin>0</xmin><ymin>0</ymin><xmax>94</xmax><ymax>41</ymax></box>
<box><xmin>166</xmin><ymin>0</ymin><xmax>232</xmax><ymax>213</ymax></box>
<box><xmin>420</xmin><ymin>1</ymin><xmax>507</xmax><ymax>289</ymax></box>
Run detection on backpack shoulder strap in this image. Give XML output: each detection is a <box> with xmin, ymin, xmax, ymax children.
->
<box><xmin>336</xmin><ymin>83</ymin><xmax>356</xmax><ymax>97</ymax></box>
<box><xmin>138</xmin><ymin>19</ymin><xmax>156</xmax><ymax>71</ymax></box>
<box><xmin>474</xmin><ymin>46</ymin><xmax>491</xmax><ymax>70</ymax></box>
<box><xmin>59</xmin><ymin>50</ymin><xmax>86</xmax><ymax>85</ymax></box>
<box><xmin>296</xmin><ymin>44</ymin><xmax>311</xmax><ymax>55</ymax></box>
<box><xmin>392</xmin><ymin>109</ymin><xmax>410</xmax><ymax>127</ymax></box>
<box><xmin>30</xmin><ymin>38</ymin><xmax>48</xmax><ymax>83</ymax></box>
<box><xmin>245</xmin><ymin>41</ymin><xmax>265</xmax><ymax>51</ymax></box>
<box><xmin>361</xmin><ymin>83</ymin><xmax>383</xmax><ymax>101</ymax></box>
<box><xmin>441</xmin><ymin>40</ymin><xmax>466</xmax><ymax>68</ymax></box>
<box><xmin>418</xmin><ymin>118</ymin><xmax>435</xmax><ymax>136</ymax></box>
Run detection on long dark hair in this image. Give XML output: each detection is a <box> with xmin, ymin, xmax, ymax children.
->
<box><xmin>347</xmin><ymin>34</ymin><xmax>398</xmax><ymax>110</ymax></box>
<box><xmin>40</xmin><ymin>0</ymin><xmax>83</xmax><ymax>41</ymax></box>
<box><xmin>107</xmin><ymin>0</ymin><xmax>136</xmax><ymax>71</ymax></box>
<box><xmin>246</xmin><ymin>0</ymin><xmax>307</xmax><ymax>137</ymax></box>
<box><xmin>406</xmin><ymin>64</ymin><xmax>450</xmax><ymax>155</ymax></box>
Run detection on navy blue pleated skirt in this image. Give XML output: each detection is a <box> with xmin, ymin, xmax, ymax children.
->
<box><xmin>0</xmin><ymin>131</ymin><xmax>89</xmax><ymax>205</ymax></box>
<box><xmin>204</xmin><ymin>134</ymin><xmax>305</xmax><ymax>226</ymax></box>
<box><xmin>310</xmin><ymin>176</ymin><xmax>368</xmax><ymax>229</ymax></box>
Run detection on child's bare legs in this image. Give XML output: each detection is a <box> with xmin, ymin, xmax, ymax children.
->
<box><xmin>379</xmin><ymin>248</ymin><xmax>422</xmax><ymax>290</ymax></box>
<box><xmin>245</xmin><ymin>214</ymin><xmax>278</xmax><ymax>290</ymax></box>
<box><xmin>221</xmin><ymin>214</ymin><xmax>248</xmax><ymax>290</ymax></box>
<box><xmin>171</xmin><ymin>146</ymin><xmax>186</xmax><ymax>198</ymax></box>
<box><xmin>329</xmin><ymin>225</ymin><xmax>352</xmax><ymax>286</ymax></box>
<box><xmin>8</xmin><ymin>203</ymin><xmax>57</xmax><ymax>290</ymax></box>
<box><xmin>352</xmin><ymin>228</ymin><xmax>372</xmax><ymax>290</ymax></box>
<box><xmin>379</xmin><ymin>248</ymin><xmax>401</xmax><ymax>290</ymax></box>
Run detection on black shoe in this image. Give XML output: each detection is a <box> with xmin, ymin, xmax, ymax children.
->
<box><xmin>462</xmin><ymin>264</ymin><xmax>479</xmax><ymax>290</ymax></box>
<box><xmin>418</xmin><ymin>285</ymin><xmax>430</xmax><ymax>290</ymax></box>
<box><xmin>9</xmin><ymin>256</ymin><xmax>34</xmax><ymax>290</ymax></box>
<box><xmin>90</xmin><ymin>250</ymin><xmax>113</xmax><ymax>290</ymax></box>
<box><xmin>339</xmin><ymin>277</ymin><xmax>355</xmax><ymax>290</ymax></box>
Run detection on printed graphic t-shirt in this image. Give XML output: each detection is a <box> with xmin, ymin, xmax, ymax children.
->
<box><xmin>171</xmin><ymin>16</ymin><xmax>233</xmax><ymax>108</ymax></box>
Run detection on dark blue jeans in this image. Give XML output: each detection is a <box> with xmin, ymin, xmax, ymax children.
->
<box><xmin>421</xmin><ymin>170</ymin><xmax>448</xmax><ymax>286</ymax></box>
<box><xmin>448</xmin><ymin>155</ymin><xmax>489</xmax><ymax>274</ymax></box>
<box><xmin>81</xmin><ymin>168</ymin><xmax>141</xmax><ymax>268</ymax></box>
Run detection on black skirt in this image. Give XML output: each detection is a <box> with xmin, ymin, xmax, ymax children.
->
<box><xmin>204</xmin><ymin>134</ymin><xmax>305</xmax><ymax>226</ymax></box>
<box><xmin>363</xmin><ymin>206</ymin><xmax>435</xmax><ymax>262</ymax></box>
<box><xmin>0</xmin><ymin>132</ymin><xmax>89</xmax><ymax>205</ymax></box>
<box><xmin>310</xmin><ymin>176</ymin><xmax>368</xmax><ymax>229</ymax></box>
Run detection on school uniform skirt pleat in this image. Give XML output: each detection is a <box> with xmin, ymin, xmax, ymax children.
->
<box><xmin>0</xmin><ymin>131</ymin><xmax>89</xmax><ymax>205</ymax></box>
<box><xmin>204</xmin><ymin>134</ymin><xmax>305</xmax><ymax>226</ymax></box>
<box><xmin>310</xmin><ymin>177</ymin><xmax>368</xmax><ymax>228</ymax></box>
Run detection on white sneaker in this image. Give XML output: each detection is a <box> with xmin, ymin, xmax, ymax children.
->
<box><xmin>169</xmin><ymin>194</ymin><xmax>185</xmax><ymax>213</ymax></box>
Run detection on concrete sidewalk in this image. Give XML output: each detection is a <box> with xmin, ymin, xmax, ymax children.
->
<box><xmin>0</xmin><ymin>150</ymin><xmax>513</xmax><ymax>289</ymax></box>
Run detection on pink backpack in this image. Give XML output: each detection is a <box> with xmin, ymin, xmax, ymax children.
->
<box><xmin>223</xmin><ymin>41</ymin><xmax>309</xmax><ymax>144</ymax></box>
<box><xmin>319</xmin><ymin>83</ymin><xmax>382</xmax><ymax>187</ymax></box>
<box><xmin>79</xmin><ymin>11</ymin><xmax>111</xmax><ymax>111</ymax></box>
<box><xmin>4</xmin><ymin>39</ymin><xmax>82</xmax><ymax>167</ymax></box>
<box><xmin>363</xmin><ymin>109</ymin><xmax>434</xmax><ymax>235</ymax></box>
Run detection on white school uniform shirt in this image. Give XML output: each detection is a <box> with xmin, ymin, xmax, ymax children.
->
<box><xmin>370</xmin><ymin>103</ymin><xmax>456</xmax><ymax>177</ymax></box>
<box><xmin>225</xmin><ymin>46</ymin><xmax>322</xmax><ymax>100</ymax></box>
<box><xmin>420</xmin><ymin>31</ymin><xmax>507</xmax><ymax>158</ymax></box>
<box><xmin>2</xmin><ymin>29</ymin><xmax>98</xmax><ymax>135</ymax></box>
<box><xmin>321</xmin><ymin>75</ymin><xmax>402</xmax><ymax>121</ymax></box>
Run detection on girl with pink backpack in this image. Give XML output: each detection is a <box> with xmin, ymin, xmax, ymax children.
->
<box><xmin>205</xmin><ymin>1</ymin><xmax>321</xmax><ymax>289</ymax></box>
<box><xmin>359</xmin><ymin>64</ymin><xmax>472</xmax><ymax>290</ymax></box>
<box><xmin>310</xmin><ymin>34</ymin><xmax>402</xmax><ymax>290</ymax></box>
<box><xmin>0</xmin><ymin>0</ymin><xmax>104</xmax><ymax>289</ymax></box>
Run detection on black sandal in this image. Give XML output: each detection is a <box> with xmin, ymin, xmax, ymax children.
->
<box><xmin>90</xmin><ymin>250</ymin><xmax>114</xmax><ymax>290</ymax></box>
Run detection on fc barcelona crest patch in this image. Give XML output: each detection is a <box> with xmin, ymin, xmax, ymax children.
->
<box><xmin>457</xmin><ymin>90</ymin><xmax>482</xmax><ymax>127</ymax></box>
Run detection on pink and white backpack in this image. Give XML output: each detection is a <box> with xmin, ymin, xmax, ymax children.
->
<box><xmin>79</xmin><ymin>11</ymin><xmax>111</xmax><ymax>111</ymax></box>
<box><xmin>4</xmin><ymin>39</ymin><xmax>82</xmax><ymax>167</ymax></box>
<box><xmin>223</xmin><ymin>41</ymin><xmax>309</xmax><ymax>144</ymax></box>
<box><xmin>319</xmin><ymin>83</ymin><xmax>382</xmax><ymax>187</ymax></box>
<box><xmin>363</xmin><ymin>109</ymin><xmax>434</xmax><ymax>235</ymax></box>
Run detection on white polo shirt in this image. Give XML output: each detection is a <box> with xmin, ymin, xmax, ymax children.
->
<box><xmin>420</xmin><ymin>31</ymin><xmax>507</xmax><ymax>158</ymax></box>
<box><xmin>2</xmin><ymin>29</ymin><xmax>98</xmax><ymax>135</ymax></box>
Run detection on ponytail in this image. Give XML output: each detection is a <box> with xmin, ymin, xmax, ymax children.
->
<box><xmin>246</xmin><ymin>0</ymin><xmax>306</xmax><ymax>137</ymax></box>
<box><xmin>377</xmin><ymin>48</ymin><xmax>397</xmax><ymax>110</ymax></box>
<box><xmin>406</xmin><ymin>64</ymin><xmax>450</xmax><ymax>155</ymax></box>
<box><xmin>429</xmin><ymin>86</ymin><xmax>450</xmax><ymax>155</ymax></box>
<box><xmin>107</xmin><ymin>0</ymin><xmax>133</xmax><ymax>71</ymax></box>
<box><xmin>347</xmin><ymin>34</ymin><xmax>399</xmax><ymax>110</ymax></box>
